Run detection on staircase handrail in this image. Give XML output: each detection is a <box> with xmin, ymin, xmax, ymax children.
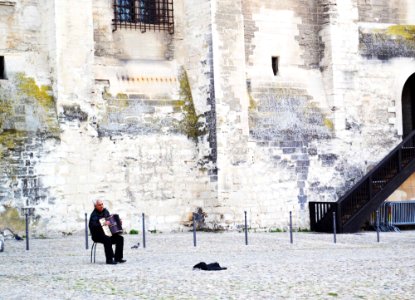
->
<box><xmin>337</xmin><ymin>130</ymin><xmax>415</xmax><ymax>205</ymax></box>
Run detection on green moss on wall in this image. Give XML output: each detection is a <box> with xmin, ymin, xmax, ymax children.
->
<box><xmin>115</xmin><ymin>93</ymin><xmax>129</xmax><ymax>109</ymax></box>
<box><xmin>0</xmin><ymin>100</ymin><xmax>12</xmax><ymax>114</ymax></box>
<box><xmin>0</xmin><ymin>206</ymin><xmax>25</xmax><ymax>232</ymax></box>
<box><xmin>15</xmin><ymin>73</ymin><xmax>59</xmax><ymax>136</ymax></box>
<box><xmin>249</xmin><ymin>94</ymin><xmax>257</xmax><ymax>111</ymax></box>
<box><xmin>323</xmin><ymin>118</ymin><xmax>334</xmax><ymax>130</ymax></box>
<box><xmin>0</xmin><ymin>72</ymin><xmax>60</xmax><ymax>155</ymax></box>
<box><xmin>116</xmin><ymin>93</ymin><xmax>128</xmax><ymax>99</ymax></box>
<box><xmin>178</xmin><ymin>70</ymin><xmax>206</xmax><ymax>141</ymax></box>
<box><xmin>386</xmin><ymin>25</ymin><xmax>415</xmax><ymax>41</ymax></box>
<box><xmin>173</xmin><ymin>100</ymin><xmax>185</xmax><ymax>108</ymax></box>
<box><xmin>16</xmin><ymin>73</ymin><xmax>55</xmax><ymax>109</ymax></box>
<box><xmin>304</xmin><ymin>102</ymin><xmax>334</xmax><ymax>131</ymax></box>
<box><xmin>103</xmin><ymin>89</ymin><xmax>113</xmax><ymax>101</ymax></box>
<box><xmin>0</xmin><ymin>99</ymin><xmax>12</xmax><ymax>128</ymax></box>
<box><xmin>0</xmin><ymin>130</ymin><xmax>26</xmax><ymax>150</ymax></box>
<box><xmin>0</xmin><ymin>130</ymin><xmax>27</xmax><ymax>159</ymax></box>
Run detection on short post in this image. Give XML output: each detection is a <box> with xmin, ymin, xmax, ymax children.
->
<box><xmin>376</xmin><ymin>210</ymin><xmax>380</xmax><ymax>243</ymax></box>
<box><xmin>289</xmin><ymin>211</ymin><xmax>293</xmax><ymax>244</ymax></box>
<box><xmin>333</xmin><ymin>211</ymin><xmax>337</xmax><ymax>244</ymax></box>
<box><xmin>244</xmin><ymin>211</ymin><xmax>248</xmax><ymax>245</ymax></box>
<box><xmin>142</xmin><ymin>213</ymin><xmax>146</xmax><ymax>249</ymax></box>
<box><xmin>25</xmin><ymin>213</ymin><xmax>29</xmax><ymax>251</ymax></box>
<box><xmin>193</xmin><ymin>213</ymin><xmax>197</xmax><ymax>247</ymax></box>
<box><xmin>85</xmin><ymin>213</ymin><xmax>89</xmax><ymax>250</ymax></box>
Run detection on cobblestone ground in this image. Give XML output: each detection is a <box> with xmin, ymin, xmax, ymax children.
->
<box><xmin>1</xmin><ymin>231</ymin><xmax>415</xmax><ymax>299</ymax></box>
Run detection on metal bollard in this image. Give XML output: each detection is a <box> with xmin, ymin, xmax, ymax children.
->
<box><xmin>25</xmin><ymin>213</ymin><xmax>29</xmax><ymax>251</ymax></box>
<box><xmin>289</xmin><ymin>211</ymin><xmax>293</xmax><ymax>244</ymax></box>
<box><xmin>333</xmin><ymin>211</ymin><xmax>337</xmax><ymax>244</ymax></box>
<box><xmin>85</xmin><ymin>213</ymin><xmax>89</xmax><ymax>250</ymax></box>
<box><xmin>193</xmin><ymin>213</ymin><xmax>197</xmax><ymax>247</ymax></box>
<box><xmin>376</xmin><ymin>210</ymin><xmax>380</xmax><ymax>243</ymax></box>
<box><xmin>142</xmin><ymin>213</ymin><xmax>146</xmax><ymax>249</ymax></box>
<box><xmin>244</xmin><ymin>211</ymin><xmax>248</xmax><ymax>245</ymax></box>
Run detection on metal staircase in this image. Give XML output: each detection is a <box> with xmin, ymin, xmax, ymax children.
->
<box><xmin>309</xmin><ymin>130</ymin><xmax>415</xmax><ymax>233</ymax></box>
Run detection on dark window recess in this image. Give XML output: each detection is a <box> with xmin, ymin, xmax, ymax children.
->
<box><xmin>113</xmin><ymin>0</ymin><xmax>174</xmax><ymax>34</ymax></box>
<box><xmin>271</xmin><ymin>56</ymin><xmax>279</xmax><ymax>76</ymax></box>
<box><xmin>0</xmin><ymin>56</ymin><xmax>5</xmax><ymax>79</ymax></box>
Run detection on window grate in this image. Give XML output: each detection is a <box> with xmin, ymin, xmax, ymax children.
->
<box><xmin>113</xmin><ymin>0</ymin><xmax>174</xmax><ymax>34</ymax></box>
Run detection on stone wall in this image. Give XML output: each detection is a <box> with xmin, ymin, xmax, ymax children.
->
<box><xmin>0</xmin><ymin>0</ymin><xmax>52</xmax><ymax>82</ymax></box>
<box><xmin>0</xmin><ymin>0</ymin><xmax>415</xmax><ymax>234</ymax></box>
<box><xmin>0</xmin><ymin>0</ymin><xmax>58</xmax><ymax>231</ymax></box>
<box><xmin>357</xmin><ymin>0</ymin><xmax>410</xmax><ymax>23</ymax></box>
<box><xmin>234</xmin><ymin>0</ymin><xmax>414</xmax><ymax>229</ymax></box>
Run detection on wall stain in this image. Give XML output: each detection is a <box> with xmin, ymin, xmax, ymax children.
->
<box><xmin>177</xmin><ymin>70</ymin><xmax>206</xmax><ymax>142</ymax></box>
<box><xmin>0</xmin><ymin>73</ymin><xmax>60</xmax><ymax>225</ymax></box>
<box><xmin>360</xmin><ymin>26</ymin><xmax>415</xmax><ymax>60</ymax></box>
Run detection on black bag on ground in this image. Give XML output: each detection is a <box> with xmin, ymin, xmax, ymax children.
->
<box><xmin>193</xmin><ymin>262</ymin><xmax>227</xmax><ymax>271</ymax></box>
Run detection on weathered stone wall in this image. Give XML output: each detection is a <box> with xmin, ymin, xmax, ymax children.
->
<box><xmin>93</xmin><ymin>0</ymin><xmax>170</xmax><ymax>60</ymax></box>
<box><xmin>0</xmin><ymin>74</ymin><xmax>59</xmax><ymax>227</ymax></box>
<box><xmin>235</xmin><ymin>0</ymin><xmax>414</xmax><ymax>229</ymax></box>
<box><xmin>35</xmin><ymin>129</ymin><xmax>212</xmax><ymax>233</ymax></box>
<box><xmin>54</xmin><ymin>0</ymin><xmax>94</xmax><ymax>110</ymax></box>
<box><xmin>177</xmin><ymin>0</ymin><xmax>218</xmax><ymax>170</ymax></box>
<box><xmin>243</xmin><ymin>0</ymin><xmax>321</xmax><ymax>70</ymax></box>
<box><xmin>0</xmin><ymin>0</ymin><xmax>59</xmax><ymax>230</ymax></box>
<box><xmin>209</xmin><ymin>0</ymin><xmax>252</xmax><ymax>226</ymax></box>
<box><xmin>1</xmin><ymin>0</ymin><xmax>414</xmax><ymax>234</ymax></box>
<box><xmin>0</xmin><ymin>0</ymin><xmax>216</xmax><ymax>235</ymax></box>
<box><xmin>0</xmin><ymin>0</ymin><xmax>53</xmax><ymax>82</ymax></box>
<box><xmin>357</xmin><ymin>0</ymin><xmax>411</xmax><ymax>23</ymax></box>
<box><xmin>356</xmin><ymin>0</ymin><xmax>415</xmax><ymax>200</ymax></box>
<box><xmin>32</xmin><ymin>0</ymin><xmax>216</xmax><ymax>234</ymax></box>
<box><xmin>237</xmin><ymin>0</ymin><xmax>333</xmax><ymax>228</ymax></box>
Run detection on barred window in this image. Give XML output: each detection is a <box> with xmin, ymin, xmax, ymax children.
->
<box><xmin>113</xmin><ymin>0</ymin><xmax>174</xmax><ymax>34</ymax></box>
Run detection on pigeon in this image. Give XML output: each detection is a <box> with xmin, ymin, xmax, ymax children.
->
<box><xmin>14</xmin><ymin>234</ymin><xmax>23</xmax><ymax>241</ymax></box>
<box><xmin>131</xmin><ymin>242</ymin><xmax>140</xmax><ymax>249</ymax></box>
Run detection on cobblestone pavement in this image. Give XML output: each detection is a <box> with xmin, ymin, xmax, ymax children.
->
<box><xmin>0</xmin><ymin>231</ymin><xmax>415</xmax><ymax>299</ymax></box>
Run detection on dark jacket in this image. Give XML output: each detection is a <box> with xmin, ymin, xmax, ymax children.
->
<box><xmin>89</xmin><ymin>208</ymin><xmax>110</xmax><ymax>239</ymax></box>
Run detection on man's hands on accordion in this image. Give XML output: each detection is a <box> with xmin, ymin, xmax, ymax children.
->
<box><xmin>107</xmin><ymin>219</ymin><xmax>122</xmax><ymax>225</ymax></box>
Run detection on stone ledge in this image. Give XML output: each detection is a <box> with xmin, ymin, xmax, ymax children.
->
<box><xmin>0</xmin><ymin>0</ymin><xmax>16</xmax><ymax>6</ymax></box>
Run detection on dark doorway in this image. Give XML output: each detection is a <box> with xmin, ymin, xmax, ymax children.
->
<box><xmin>0</xmin><ymin>56</ymin><xmax>5</xmax><ymax>79</ymax></box>
<box><xmin>402</xmin><ymin>73</ymin><xmax>415</xmax><ymax>137</ymax></box>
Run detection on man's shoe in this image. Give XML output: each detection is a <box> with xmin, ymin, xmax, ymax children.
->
<box><xmin>106</xmin><ymin>260</ymin><xmax>117</xmax><ymax>265</ymax></box>
<box><xmin>116</xmin><ymin>259</ymin><xmax>126</xmax><ymax>263</ymax></box>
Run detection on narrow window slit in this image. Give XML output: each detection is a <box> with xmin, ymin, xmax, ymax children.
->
<box><xmin>271</xmin><ymin>56</ymin><xmax>279</xmax><ymax>76</ymax></box>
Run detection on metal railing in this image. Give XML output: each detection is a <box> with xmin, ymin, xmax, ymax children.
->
<box><xmin>309</xmin><ymin>201</ymin><xmax>337</xmax><ymax>232</ymax></box>
<box><xmin>310</xmin><ymin>130</ymin><xmax>415</xmax><ymax>233</ymax></box>
<box><xmin>370</xmin><ymin>201</ymin><xmax>415</xmax><ymax>228</ymax></box>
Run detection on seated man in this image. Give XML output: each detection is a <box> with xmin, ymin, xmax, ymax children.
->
<box><xmin>89</xmin><ymin>199</ymin><xmax>126</xmax><ymax>265</ymax></box>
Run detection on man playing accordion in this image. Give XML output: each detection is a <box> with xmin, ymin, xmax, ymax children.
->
<box><xmin>89</xmin><ymin>199</ymin><xmax>126</xmax><ymax>265</ymax></box>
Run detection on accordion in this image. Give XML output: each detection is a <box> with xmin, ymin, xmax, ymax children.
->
<box><xmin>99</xmin><ymin>214</ymin><xmax>123</xmax><ymax>237</ymax></box>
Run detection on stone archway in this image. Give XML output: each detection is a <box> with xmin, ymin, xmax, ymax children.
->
<box><xmin>402</xmin><ymin>73</ymin><xmax>415</xmax><ymax>137</ymax></box>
